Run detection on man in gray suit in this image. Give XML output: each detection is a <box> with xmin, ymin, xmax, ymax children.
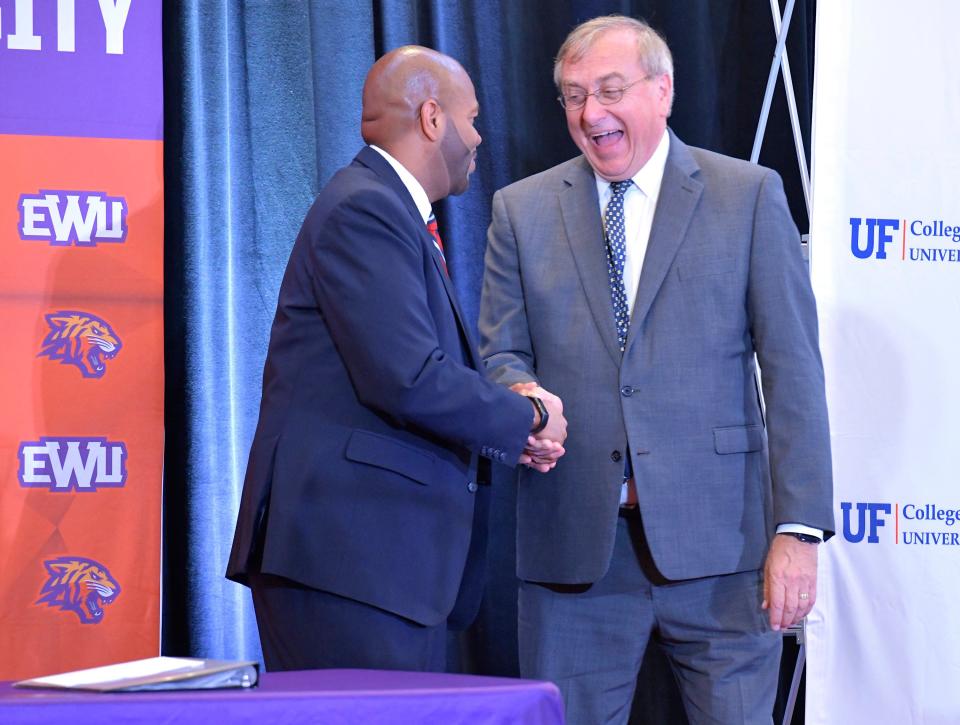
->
<box><xmin>479</xmin><ymin>15</ymin><xmax>834</xmax><ymax>724</ymax></box>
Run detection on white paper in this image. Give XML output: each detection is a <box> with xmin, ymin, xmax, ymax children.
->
<box><xmin>25</xmin><ymin>657</ymin><xmax>204</xmax><ymax>688</ymax></box>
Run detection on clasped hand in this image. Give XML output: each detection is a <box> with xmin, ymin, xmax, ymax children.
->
<box><xmin>511</xmin><ymin>382</ymin><xmax>567</xmax><ymax>473</ymax></box>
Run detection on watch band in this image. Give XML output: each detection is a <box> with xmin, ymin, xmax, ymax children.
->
<box><xmin>779</xmin><ymin>532</ymin><xmax>821</xmax><ymax>544</ymax></box>
<box><xmin>529</xmin><ymin>396</ymin><xmax>549</xmax><ymax>434</ymax></box>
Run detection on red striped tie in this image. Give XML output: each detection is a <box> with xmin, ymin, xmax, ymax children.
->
<box><xmin>426</xmin><ymin>214</ymin><xmax>448</xmax><ymax>275</ymax></box>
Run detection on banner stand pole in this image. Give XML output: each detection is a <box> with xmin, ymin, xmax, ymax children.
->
<box><xmin>750</xmin><ymin>4</ymin><xmax>814</xmax><ymax>723</ymax></box>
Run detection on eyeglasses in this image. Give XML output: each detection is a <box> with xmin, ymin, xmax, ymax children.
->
<box><xmin>557</xmin><ymin>76</ymin><xmax>653</xmax><ymax>110</ymax></box>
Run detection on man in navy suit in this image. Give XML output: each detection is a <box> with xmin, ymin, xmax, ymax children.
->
<box><xmin>479</xmin><ymin>16</ymin><xmax>834</xmax><ymax>724</ymax></box>
<box><xmin>226</xmin><ymin>46</ymin><xmax>566</xmax><ymax>672</ymax></box>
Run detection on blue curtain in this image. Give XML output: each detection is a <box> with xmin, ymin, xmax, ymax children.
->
<box><xmin>163</xmin><ymin>0</ymin><xmax>814</xmax><ymax>719</ymax></box>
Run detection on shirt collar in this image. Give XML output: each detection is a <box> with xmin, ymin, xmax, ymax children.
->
<box><xmin>594</xmin><ymin>128</ymin><xmax>670</xmax><ymax>200</ymax></box>
<box><xmin>369</xmin><ymin>144</ymin><xmax>433</xmax><ymax>223</ymax></box>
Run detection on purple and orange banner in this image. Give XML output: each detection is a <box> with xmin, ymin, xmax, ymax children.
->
<box><xmin>0</xmin><ymin>0</ymin><xmax>163</xmax><ymax>679</ymax></box>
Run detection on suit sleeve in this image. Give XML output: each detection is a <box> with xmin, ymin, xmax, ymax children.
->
<box><xmin>478</xmin><ymin>189</ymin><xmax>539</xmax><ymax>387</ymax></box>
<box><xmin>747</xmin><ymin>170</ymin><xmax>835</xmax><ymax>538</ymax></box>
<box><xmin>308</xmin><ymin>188</ymin><xmax>532</xmax><ymax>464</ymax></box>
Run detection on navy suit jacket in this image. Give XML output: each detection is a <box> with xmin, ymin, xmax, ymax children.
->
<box><xmin>227</xmin><ymin>147</ymin><xmax>532</xmax><ymax>627</ymax></box>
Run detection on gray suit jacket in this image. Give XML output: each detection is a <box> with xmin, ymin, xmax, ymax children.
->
<box><xmin>479</xmin><ymin>130</ymin><xmax>834</xmax><ymax>584</ymax></box>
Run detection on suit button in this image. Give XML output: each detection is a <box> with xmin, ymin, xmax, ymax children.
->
<box><xmin>467</xmin><ymin>481</ymin><xmax>478</xmax><ymax>493</ymax></box>
<box><xmin>611</xmin><ymin>450</ymin><xmax>622</xmax><ymax>462</ymax></box>
<box><xmin>620</xmin><ymin>386</ymin><xmax>634</xmax><ymax>397</ymax></box>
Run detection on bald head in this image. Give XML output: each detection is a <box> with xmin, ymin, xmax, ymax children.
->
<box><xmin>361</xmin><ymin>46</ymin><xmax>468</xmax><ymax>148</ymax></box>
<box><xmin>361</xmin><ymin>46</ymin><xmax>482</xmax><ymax>203</ymax></box>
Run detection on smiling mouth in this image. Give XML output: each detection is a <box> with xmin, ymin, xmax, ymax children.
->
<box><xmin>590</xmin><ymin>130</ymin><xmax>623</xmax><ymax>147</ymax></box>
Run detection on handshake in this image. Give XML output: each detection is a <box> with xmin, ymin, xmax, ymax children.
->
<box><xmin>512</xmin><ymin>382</ymin><xmax>568</xmax><ymax>473</ymax></box>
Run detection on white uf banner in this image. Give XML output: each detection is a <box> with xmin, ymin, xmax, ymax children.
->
<box><xmin>807</xmin><ymin>2</ymin><xmax>960</xmax><ymax>723</ymax></box>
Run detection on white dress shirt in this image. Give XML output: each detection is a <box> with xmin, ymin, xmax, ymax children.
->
<box><xmin>595</xmin><ymin>129</ymin><xmax>670</xmax><ymax>316</ymax></box>
<box><xmin>370</xmin><ymin>144</ymin><xmax>432</xmax><ymax>223</ymax></box>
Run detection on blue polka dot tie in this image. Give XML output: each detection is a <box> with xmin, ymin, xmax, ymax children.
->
<box><xmin>604</xmin><ymin>180</ymin><xmax>632</xmax><ymax>353</ymax></box>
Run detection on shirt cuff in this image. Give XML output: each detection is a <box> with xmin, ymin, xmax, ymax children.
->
<box><xmin>777</xmin><ymin>523</ymin><xmax>824</xmax><ymax>540</ymax></box>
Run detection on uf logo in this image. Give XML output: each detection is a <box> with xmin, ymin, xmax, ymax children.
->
<box><xmin>849</xmin><ymin>218</ymin><xmax>899</xmax><ymax>259</ymax></box>
<box><xmin>841</xmin><ymin>502</ymin><xmax>892</xmax><ymax>543</ymax></box>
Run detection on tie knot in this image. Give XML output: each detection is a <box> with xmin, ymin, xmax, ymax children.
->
<box><xmin>610</xmin><ymin>179</ymin><xmax>632</xmax><ymax>198</ymax></box>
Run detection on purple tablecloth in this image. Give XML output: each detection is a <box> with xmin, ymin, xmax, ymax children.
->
<box><xmin>0</xmin><ymin>668</ymin><xmax>565</xmax><ymax>724</ymax></box>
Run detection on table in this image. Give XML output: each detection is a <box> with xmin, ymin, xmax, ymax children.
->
<box><xmin>0</xmin><ymin>668</ymin><xmax>565</xmax><ymax>724</ymax></box>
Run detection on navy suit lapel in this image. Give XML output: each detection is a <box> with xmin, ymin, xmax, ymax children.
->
<box><xmin>355</xmin><ymin>146</ymin><xmax>481</xmax><ymax>369</ymax></box>
<box><xmin>427</xmin><ymin>231</ymin><xmax>484</xmax><ymax>368</ymax></box>
<box><xmin>559</xmin><ymin>158</ymin><xmax>622</xmax><ymax>366</ymax></box>
<box><xmin>626</xmin><ymin>132</ymin><xmax>703</xmax><ymax>356</ymax></box>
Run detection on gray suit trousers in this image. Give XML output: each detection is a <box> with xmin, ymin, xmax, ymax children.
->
<box><xmin>518</xmin><ymin>513</ymin><xmax>781</xmax><ymax>725</ymax></box>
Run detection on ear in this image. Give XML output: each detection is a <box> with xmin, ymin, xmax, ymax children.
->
<box><xmin>655</xmin><ymin>73</ymin><xmax>673</xmax><ymax>115</ymax></box>
<box><xmin>419</xmin><ymin>98</ymin><xmax>444</xmax><ymax>142</ymax></box>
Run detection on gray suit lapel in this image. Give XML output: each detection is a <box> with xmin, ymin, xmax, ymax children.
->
<box><xmin>559</xmin><ymin>159</ymin><xmax>622</xmax><ymax>366</ymax></box>
<box><xmin>626</xmin><ymin>132</ymin><xmax>703</xmax><ymax>353</ymax></box>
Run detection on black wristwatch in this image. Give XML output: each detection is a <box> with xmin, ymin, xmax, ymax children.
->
<box><xmin>529</xmin><ymin>396</ymin><xmax>549</xmax><ymax>434</ymax></box>
<box><xmin>779</xmin><ymin>532</ymin><xmax>821</xmax><ymax>545</ymax></box>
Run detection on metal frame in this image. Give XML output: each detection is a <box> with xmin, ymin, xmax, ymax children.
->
<box><xmin>782</xmin><ymin>622</ymin><xmax>806</xmax><ymax>725</ymax></box>
<box><xmin>750</xmin><ymin>4</ymin><xmax>813</xmax><ymax>724</ymax></box>
<box><xmin>751</xmin><ymin>0</ymin><xmax>812</xmax><ymax>222</ymax></box>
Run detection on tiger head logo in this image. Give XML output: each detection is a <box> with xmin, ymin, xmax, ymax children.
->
<box><xmin>36</xmin><ymin>556</ymin><xmax>121</xmax><ymax>624</ymax></box>
<box><xmin>38</xmin><ymin>311</ymin><xmax>122</xmax><ymax>379</ymax></box>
